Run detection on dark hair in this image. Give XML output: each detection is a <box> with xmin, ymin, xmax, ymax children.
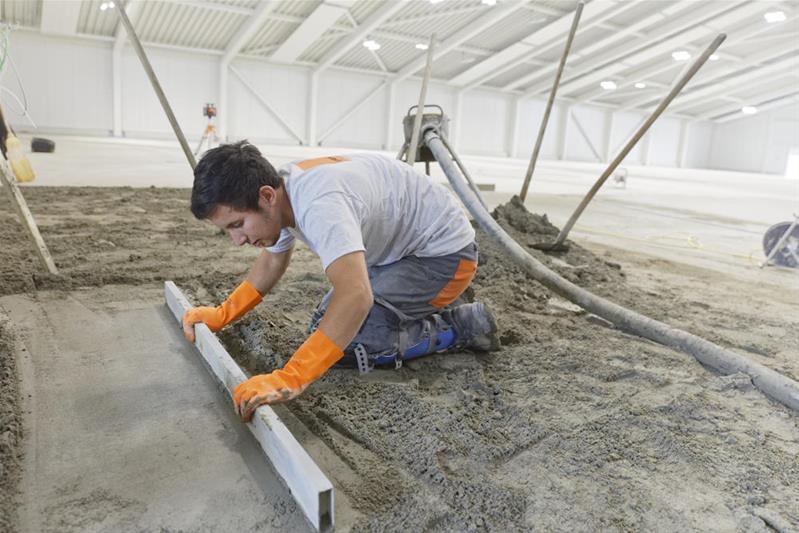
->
<box><xmin>190</xmin><ymin>140</ymin><xmax>281</xmax><ymax>219</ymax></box>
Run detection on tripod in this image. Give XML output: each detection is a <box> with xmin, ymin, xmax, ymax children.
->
<box><xmin>194</xmin><ymin>116</ymin><xmax>220</xmax><ymax>156</ymax></box>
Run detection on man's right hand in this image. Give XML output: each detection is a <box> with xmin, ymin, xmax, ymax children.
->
<box><xmin>181</xmin><ymin>280</ymin><xmax>263</xmax><ymax>343</ymax></box>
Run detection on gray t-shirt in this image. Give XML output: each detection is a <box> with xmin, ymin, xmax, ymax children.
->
<box><xmin>266</xmin><ymin>153</ymin><xmax>475</xmax><ymax>270</ymax></box>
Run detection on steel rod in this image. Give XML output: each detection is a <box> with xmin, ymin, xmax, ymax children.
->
<box><xmin>424</xmin><ymin>127</ymin><xmax>799</xmax><ymax>413</ymax></box>
<box><xmin>552</xmin><ymin>33</ymin><xmax>726</xmax><ymax>247</ymax></box>
<box><xmin>114</xmin><ymin>4</ymin><xmax>196</xmax><ymax>169</ymax></box>
<box><xmin>519</xmin><ymin>1</ymin><xmax>583</xmax><ymax>202</ymax></box>
<box><xmin>407</xmin><ymin>33</ymin><xmax>436</xmax><ymax>166</ymax></box>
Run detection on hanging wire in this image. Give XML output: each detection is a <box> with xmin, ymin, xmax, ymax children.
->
<box><xmin>0</xmin><ymin>24</ymin><xmax>37</xmax><ymax>128</ymax></box>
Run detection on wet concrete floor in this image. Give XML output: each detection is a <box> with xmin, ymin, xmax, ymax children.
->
<box><xmin>0</xmin><ymin>285</ymin><xmax>310</xmax><ymax>532</ymax></box>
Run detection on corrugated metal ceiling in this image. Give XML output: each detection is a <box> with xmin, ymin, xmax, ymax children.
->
<box><xmin>1</xmin><ymin>0</ymin><xmax>796</xmax><ymax>120</ymax></box>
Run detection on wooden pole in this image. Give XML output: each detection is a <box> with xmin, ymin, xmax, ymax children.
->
<box><xmin>0</xmin><ymin>163</ymin><xmax>58</xmax><ymax>274</ymax></box>
<box><xmin>519</xmin><ymin>1</ymin><xmax>584</xmax><ymax>202</ymax></box>
<box><xmin>114</xmin><ymin>4</ymin><xmax>196</xmax><ymax>170</ymax></box>
<box><xmin>407</xmin><ymin>33</ymin><xmax>436</xmax><ymax>166</ymax></box>
<box><xmin>551</xmin><ymin>33</ymin><xmax>726</xmax><ymax>248</ymax></box>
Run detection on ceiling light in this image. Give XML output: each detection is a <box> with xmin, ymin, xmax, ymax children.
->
<box><xmin>764</xmin><ymin>11</ymin><xmax>786</xmax><ymax>23</ymax></box>
<box><xmin>482</xmin><ymin>0</ymin><xmax>497</xmax><ymax>5</ymax></box>
<box><xmin>429</xmin><ymin>0</ymin><xmax>446</xmax><ymax>4</ymax></box>
<box><xmin>634</xmin><ymin>82</ymin><xmax>647</xmax><ymax>89</ymax></box>
<box><xmin>600</xmin><ymin>80</ymin><xmax>617</xmax><ymax>90</ymax></box>
<box><xmin>741</xmin><ymin>106</ymin><xmax>758</xmax><ymax>115</ymax></box>
<box><xmin>415</xmin><ymin>43</ymin><xmax>429</xmax><ymax>50</ymax></box>
<box><xmin>362</xmin><ymin>39</ymin><xmax>381</xmax><ymax>51</ymax></box>
<box><xmin>99</xmin><ymin>1</ymin><xmax>115</xmax><ymax>10</ymax></box>
<box><xmin>672</xmin><ymin>50</ymin><xmax>691</xmax><ymax>61</ymax></box>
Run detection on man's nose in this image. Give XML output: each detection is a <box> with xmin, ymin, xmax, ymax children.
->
<box><xmin>230</xmin><ymin>231</ymin><xmax>248</xmax><ymax>246</ymax></box>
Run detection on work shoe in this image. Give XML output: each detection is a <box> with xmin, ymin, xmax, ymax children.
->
<box><xmin>449</xmin><ymin>302</ymin><xmax>500</xmax><ymax>352</ymax></box>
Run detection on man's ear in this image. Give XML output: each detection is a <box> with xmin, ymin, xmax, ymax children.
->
<box><xmin>257</xmin><ymin>185</ymin><xmax>277</xmax><ymax>208</ymax></box>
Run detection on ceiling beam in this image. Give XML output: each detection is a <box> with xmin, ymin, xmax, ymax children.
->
<box><xmin>451</xmin><ymin>0</ymin><xmax>622</xmax><ymax>89</ymax></box>
<box><xmin>536</xmin><ymin>2</ymin><xmax>764</xmax><ymax>99</ymax></box>
<box><xmin>167</xmin><ymin>0</ymin><xmax>254</xmax><ymax>16</ymax></box>
<box><xmin>315</xmin><ymin>0</ymin><xmax>406</xmax><ymax>73</ymax></box>
<box><xmin>40</xmin><ymin>0</ymin><xmax>82</xmax><ymax>36</ymax></box>
<box><xmin>576</xmin><ymin>59</ymin><xmax>680</xmax><ymax>104</ymax></box>
<box><xmin>393</xmin><ymin>0</ymin><xmax>529</xmax><ymax>82</ymax></box>
<box><xmin>514</xmin><ymin>0</ymin><xmax>740</xmax><ymax>97</ymax></box>
<box><xmin>505</xmin><ymin>0</ymin><xmax>700</xmax><ymax>92</ymax></box>
<box><xmin>222</xmin><ymin>0</ymin><xmax>277</xmax><ymax>64</ymax></box>
<box><xmin>700</xmin><ymin>88</ymin><xmax>799</xmax><ymax>121</ymax></box>
<box><xmin>715</xmin><ymin>93</ymin><xmax>799</xmax><ymax>123</ymax></box>
<box><xmin>668</xmin><ymin>56</ymin><xmax>799</xmax><ymax>114</ymax></box>
<box><xmin>620</xmin><ymin>13</ymin><xmax>799</xmax><ymax>110</ymax></box>
<box><xmin>271</xmin><ymin>1</ymin><xmax>353</xmax><ymax>63</ymax></box>
<box><xmin>380</xmin><ymin>5</ymin><xmax>484</xmax><ymax>27</ymax></box>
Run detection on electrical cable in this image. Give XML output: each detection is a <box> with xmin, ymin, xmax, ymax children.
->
<box><xmin>0</xmin><ymin>26</ymin><xmax>37</xmax><ymax>128</ymax></box>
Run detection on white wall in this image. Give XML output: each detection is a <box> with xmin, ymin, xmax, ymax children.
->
<box><xmin>11</xmin><ymin>30</ymin><xmax>796</xmax><ymax>175</ymax></box>
<box><xmin>2</xmin><ymin>32</ymin><xmax>113</xmax><ymax>134</ymax></box>
<box><xmin>709</xmin><ymin>103</ymin><xmax>799</xmax><ymax>175</ymax></box>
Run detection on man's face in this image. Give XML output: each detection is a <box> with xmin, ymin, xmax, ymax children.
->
<box><xmin>208</xmin><ymin>187</ymin><xmax>283</xmax><ymax>248</ymax></box>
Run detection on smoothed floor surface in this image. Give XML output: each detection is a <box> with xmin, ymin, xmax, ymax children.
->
<box><xmin>0</xmin><ymin>285</ymin><xmax>310</xmax><ymax>533</ymax></box>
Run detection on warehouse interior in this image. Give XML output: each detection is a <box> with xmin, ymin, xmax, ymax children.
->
<box><xmin>1</xmin><ymin>0</ymin><xmax>798</xmax><ymax>531</ymax></box>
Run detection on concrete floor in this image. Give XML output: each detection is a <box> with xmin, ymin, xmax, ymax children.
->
<box><xmin>1</xmin><ymin>285</ymin><xmax>309</xmax><ymax>532</ymax></box>
<box><xmin>3</xmin><ymin>134</ymin><xmax>796</xmax><ymax>530</ymax></box>
<box><xmin>18</xmin><ymin>134</ymin><xmax>799</xmax><ymax>285</ymax></box>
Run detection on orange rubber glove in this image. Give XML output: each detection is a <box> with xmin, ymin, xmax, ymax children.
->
<box><xmin>182</xmin><ymin>280</ymin><xmax>262</xmax><ymax>342</ymax></box>
<box><xmin>233</xmin><ymin>329</ymin><xmax>344</xmax><ymax>422</ymax></box>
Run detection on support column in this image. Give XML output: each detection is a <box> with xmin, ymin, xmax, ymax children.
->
<box><xmin>112</xmin><ymin>50</ymin><xmax>123</xmax><ymax>137</ymax></box>
<box><xmin>761</xmin><ymin>112</ymin><xmax>775</xmax><ymax>173</ymax></box>
<box><xmin>218</xmin><ymin>62</ymin><xmax>229</xmax><ymax>142</ymax></box>
<box><xmin>384</xmin><ymin>81</ymin><xmax>396</xmax><ymax>150</ymax></box>
<box><xmin>451</xmin><ymin>89</ymin><xmax>464</xmax><ymax>151</ymax></box>
<box><xmin>307</xmin><ymin>72</ymin><xmax>318</xmax><ymax>146</ymax></box>
<box><xmin>602</xmin><ymin>109</ymin><xmax>614</xmax><ymax>162</ymax></box>
<box><xmin>641</xmin><ymin>130</ymin><xmax>652</xmax><ymax>166</ymax></box>
<box><xmin>676</xmin><ymin>119</ymin><xmax>690</xmax><ymax>168</ymax></box>
<box><xmin>556</xmin><ymin>105</ymin><xmax>571</xmax><ymax>160</ymax></box>
<box><xmin>507</xmin><ymin>96</ymin><xmax>521</xmax><ymax>158</ymax></box>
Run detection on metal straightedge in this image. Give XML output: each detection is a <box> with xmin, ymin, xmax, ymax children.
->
<box><xmin>164</xmin><ymin>282</ymin><xmax>334</xmax><ymax>532</ymax></box>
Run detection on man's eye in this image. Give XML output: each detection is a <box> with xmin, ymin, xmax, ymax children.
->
<box><xmin>232</xmin><ymin>222</ymin><xmax>243</xmax><ymax>229</ymax></box>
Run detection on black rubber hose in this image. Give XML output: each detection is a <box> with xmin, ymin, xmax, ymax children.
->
<box><xmin>424</xmin><ymin>128</ymin><xmax>799</xmax><ymax>413</ymax></box>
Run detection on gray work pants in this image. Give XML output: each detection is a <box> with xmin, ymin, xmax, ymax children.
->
<box><xmin>309</xmin><ymin>242</ymin><xmax>478</xmax><ymax>364</ymax></box>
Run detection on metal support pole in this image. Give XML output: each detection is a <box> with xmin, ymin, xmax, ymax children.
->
<box><xmin>551</xmin><ymin>33</ymin><xmax>726</xmax><ymax>248</ymax></box>
<box><xmin>307</xmin><ymin>72</ymin><xmax>318</xmax><ymax>146</ymax></box>
<box><xmin>519</xmin><ymin>1</ymin><xmax>583</xmax><ymax>202</ymax></box>
<box><xmin>384</xmin><ymin>81</ymin><xmax>396</xmax><ymax>150</ymax></box>
<box><xmin>407</xmin><ymin>33</ymin><xmax>436</xmax><ymax>166</ymax></box>
<box><xmin>114</xmin><ymin>3</ymin><xmax>196</xmax><ymax>169</ymax></box>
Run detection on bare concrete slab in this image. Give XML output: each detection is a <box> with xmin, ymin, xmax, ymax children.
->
<box><xmin>0</xmin><ymin>286</ymin><xmax>310</xmax><ymax>533</ymax></box>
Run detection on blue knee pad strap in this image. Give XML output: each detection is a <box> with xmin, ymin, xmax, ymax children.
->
<box><xmin>371</xmin><ymin>327</ymin><xmax>457</xmax><ymax>366</ymax></box>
